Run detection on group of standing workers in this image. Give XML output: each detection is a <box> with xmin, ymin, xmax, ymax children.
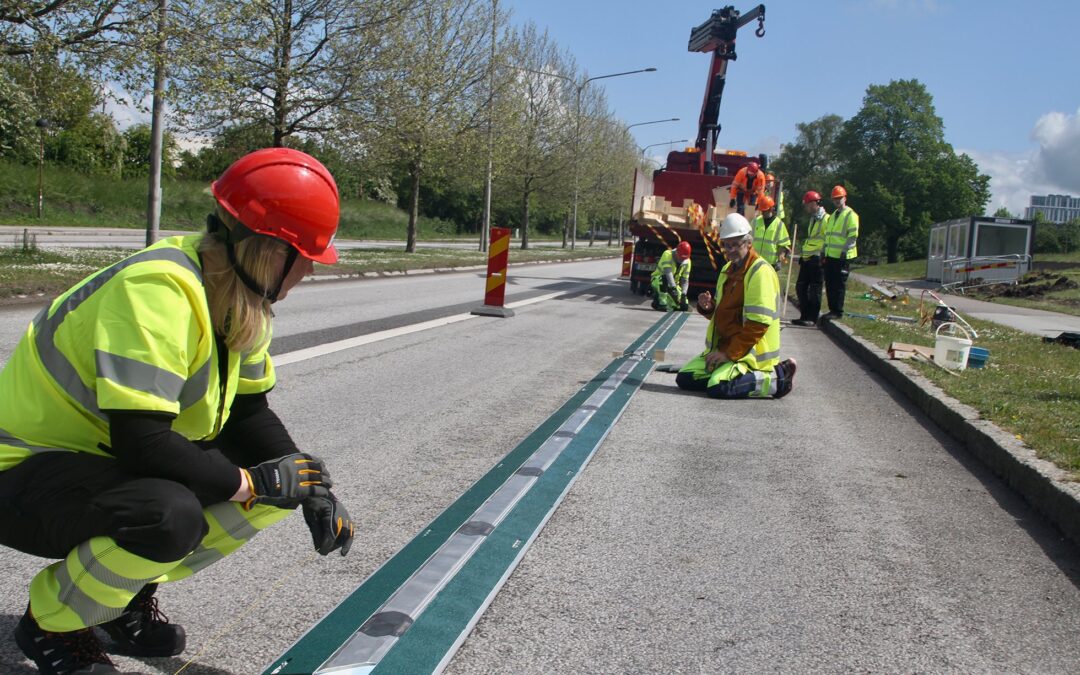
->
<box><xmin>652</xmin><ymin>161</ymin><xmax>861</xmax><ymax>402</ymax></box>
<box><xmin>0</xmin><ymin>148</ymin><xmax>356</xmax><ymax>675</ymax></box>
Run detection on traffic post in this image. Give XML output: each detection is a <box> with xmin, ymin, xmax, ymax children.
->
<box><xmin>621</xmin><ymin>241</ymin><xmax>633</xmax><ymax>278</ymax></box>
<box><xmin>471</xmin><ymin>226</ymin><xmax>515</xmax><ymax>318</ymax></box>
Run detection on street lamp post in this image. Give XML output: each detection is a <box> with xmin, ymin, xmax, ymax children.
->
<box><xmin>571</xmin><ymin>67</ymin><xmax>656</xmax><ymax>249</ymax></box>
<box><xmin>641</xmin><ymin>139</ymin><xmax>689</xmax><ymax>158</ymax></box>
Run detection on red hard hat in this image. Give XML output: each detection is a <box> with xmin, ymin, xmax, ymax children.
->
<box><xmin>831</xmin><ymin>185</ymin><xmax>847</xmax><ymax>199</ymax></box>
<box><xmin>212</xmin><ymin>148</ymin><xmax>340</xmax><ymax>264</ymax></box>
<box><xmin>676</xmin><ymin>241</ymin><xmax>692</xmax><ymax>259</ymax></box>
<box><xmin>803</xmin><ymin>190</ymin><xmax>821</xmax><ymax>204</ymax></box>
<box><xmin>746</xmin><ymin>162</ymin><xmax>760</xmax><ymax>175</ymax></box>
<box><xmin>757</xmin><ymin>195</ymin><xmax>775</xmax><ymax>212</ymax></box>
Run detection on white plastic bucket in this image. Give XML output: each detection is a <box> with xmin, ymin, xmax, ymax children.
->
<box><xmin>934</xmin><ymin>322</ymin><xmax>973</xmax><ymax>371</ymax></box>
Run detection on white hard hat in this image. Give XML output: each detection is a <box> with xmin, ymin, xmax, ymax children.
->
<box><xmin>717</xmin><ymin>213</ymin><xmax>751</xmax><ymax>239</ymax></box>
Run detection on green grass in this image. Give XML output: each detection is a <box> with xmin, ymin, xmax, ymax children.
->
<box><xmin>836</xmin><ymin>278</ymin><xmax>1080</xmax><ymax>479</ymax></box>
<box><xmin>852</xmin><ymin>258</ymin><xmax>928</xmax><ymax>281</ymax></box>
<box><xmin>0</xmin><ymin>242</ymin><xmax>622</xmax><ymax>302</ymax></box>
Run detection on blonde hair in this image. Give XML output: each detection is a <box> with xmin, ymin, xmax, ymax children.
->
<box><xmin>199</xmin><ymin>208</ymin><xmax>290</xmax><ymax>352</ymax></box>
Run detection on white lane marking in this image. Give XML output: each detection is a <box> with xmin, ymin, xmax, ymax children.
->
<box><xmin>273</xmin><ymin>290</ymin><xmax>569</xmax><ymax>367</ymax></box>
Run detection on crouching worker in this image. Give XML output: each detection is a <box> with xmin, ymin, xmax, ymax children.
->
<box><xmin>0</xmin><ymin>148</ymin><xmax>356</xmax><ymax>675</ymax></box>
<box><xmin>651</xmin><ymin>241</ymin><xmax>692</xmax><ymax>311</ymax></box>
<box><xmin>676</xmin><ymin>214</ymin><xmax>798</xmax><ymax>399</ymax></box>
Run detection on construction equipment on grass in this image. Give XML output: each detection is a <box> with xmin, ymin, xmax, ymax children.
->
<box><xmin>918</xmin><ymin>289</ymin><xmax>978</xmax><ymax>339</ymax></box>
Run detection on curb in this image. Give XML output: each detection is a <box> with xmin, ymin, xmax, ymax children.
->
<box><xmin>818</xmin><ymin>316</ymin><xmax>1080</xmax><ymax>548</ymax></box>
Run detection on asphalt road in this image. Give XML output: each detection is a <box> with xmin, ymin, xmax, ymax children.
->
<box><xmin>0</xmin><ymin>259</ymin><xmax>1078</xmax><ymax>674</ymax></box>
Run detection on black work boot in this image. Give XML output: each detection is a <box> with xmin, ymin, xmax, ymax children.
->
<box><xmin>14</xmin><ymin>606</ymin><xmax>130</xmax><ymax>674</ymax></box>
<box><xmin>100</xmin><ymin>584</ymin><xmax>186</xmax><ymax>657</ymax></box>
<box><xmin>774</xmin><ymin>358</ymin><xmax>798</xmax><ymax>399</ymax></box>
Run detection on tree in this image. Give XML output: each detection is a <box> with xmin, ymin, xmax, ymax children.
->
<box><xmin>121</xmin><ymin>122</ymin><xmax>176</xmax><ymax>177</ymax></box>
<box><xmin>836</xmin><ymin>79</ymin><xmax>989</xmax><ymax>262</ymax></box>
<box><xmin>169</xmin><ymin>0</ymin><xmax>415</xmax><ymax>147</ymax></box>
<box><xmin>360</xmin><ymin>0</ymin><xmax>491</xmax><ymax>252</ymax></box>
<box><xmin>993</xmin><ymin>206</ymin><xmax>1014</xmax><ymax>218</ymax></box>
<box><xmin>493</xmin><ymin>23</ymin><xmax>574</xmax><ymax>248</ymax></box>
<box><xmin>0</xmin><ymin>0</ymin><xmax>152</xmax><ymax>57</ymax></box>
<box><xmin>770</xmin><ymin>114</ymin><xmax>844</xmax><ymax>233</ymax></box>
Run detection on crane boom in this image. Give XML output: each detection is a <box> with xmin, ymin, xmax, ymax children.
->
<box><xmin>688</xmin><ymin>4</ymin><xmax>765</xmax><ymax>174</ymax></box>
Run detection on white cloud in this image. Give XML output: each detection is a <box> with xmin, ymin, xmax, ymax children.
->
<box><xmin>962</xmin><ymin>148</ymin><xmax>1048</xmax><ymax>218</ymax></box>
<box><xmin>1030</xmin><ymin>107</ymin><xmax>1080</xmax><ymax>193</ymax></box>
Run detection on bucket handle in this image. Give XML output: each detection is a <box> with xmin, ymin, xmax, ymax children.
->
<box><xmin>936</xmin><ymin>321</ymin><xmax>971</xmax><ymax>341</ymax></box>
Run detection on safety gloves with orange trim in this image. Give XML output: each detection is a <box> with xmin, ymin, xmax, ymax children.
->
<box><xmin>302</xmin><ymin>493</ymin><xmax>355</xmax><ymax>556</ymax></box>
<box><xmin>242</xmin><ymin>453</ymin><xmax>332</xmax><ymax>510</ymax></box>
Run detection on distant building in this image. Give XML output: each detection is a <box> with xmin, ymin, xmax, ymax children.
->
<box><xmin>1025</xmin><ymin>194</ymin><xmax>1080</xmax><ymax>223</ymax></box>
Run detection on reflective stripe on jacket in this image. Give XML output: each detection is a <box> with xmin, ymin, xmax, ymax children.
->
<box><xmin>824</xmin><ymin>206</ymin><xmax>859</xmax><ymax>259</ymax></box>
<box><xmin>751</xmin><ymin>214</ymin><xmax>791</xmax><ymax>266</ymax></box>
<box><xmin>0</xmin><ymin>235</ymin><xmax>276</xmax><ymax>471</ymax></box>
<box><xmin>706</xmin><ymin>256</ymin><xmax>781</xmax><ymax>371</ymax></box>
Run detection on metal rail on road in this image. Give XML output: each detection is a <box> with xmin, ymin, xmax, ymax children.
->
<box><xmin>261</xmin><ymin>311</ymin><xmax>689</xmax><ymax>675</ymax></box>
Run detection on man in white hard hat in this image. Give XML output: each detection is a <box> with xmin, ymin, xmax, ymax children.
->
<box><xmin>676</xmin><ymin>213</ymin><xmax>797</xmax><ymax>399</ymax></box>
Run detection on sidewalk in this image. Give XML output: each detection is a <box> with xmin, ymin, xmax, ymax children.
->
<box><xmin>851</xmin><ymin>271</ymin><xmax>1080</xmax><ymax>339</ymax></box>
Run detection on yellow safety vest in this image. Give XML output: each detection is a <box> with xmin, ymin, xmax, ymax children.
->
<box><xmin>801</xmin><ymin>209</ymin><xmax>828</xmax><ymax>256</ymax></box>
<box><xmin>705</xmin><ymin>256</ymin><xmax>781</xmax><ymax>371</ymax></box>
<box><xmin>651</xmin><ymin>248</ymin><xmax>691</xmax><ymax>290</ymax></box>
<box><xmin>751</xmin><ymin>214</ymin><xmax>791</xmax><ymax>266</ymax></box>
<box><xmin>824</xmin><ymin>206</ymin><xmax>859</xmax><ymax>259</ymax></box>
<box><xmin>0</xmin><ymin>235</ymin><xmax>276</xmax><ymax>471</ymax></box>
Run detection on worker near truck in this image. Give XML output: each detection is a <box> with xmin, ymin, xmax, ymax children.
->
<box><xmin>764</xmin><ymin>173</ymin><xmax>786</xmax><ymax>221</ymax></box>
<box><xmin>651</xmin><ymin>241</ymin><xmax>693</xmax><ymax>311</ymax></box>
<box><xmin>728</xmin><ymin>162</ymin><xmax>765</xmax><ymax>216</ymax></box>
<box><xmin>0</xmin><ymin>148</ymin><xmax>357</xmax><ymax>675</ymax></box>
<box><xmin>792</xmin><ymin>190</ymin><xmax>829</xmax><ymax>327</ymax></box>
<box><xmin>676</xmin><ymin>213</ymin><xmax>797</xmax><ymax>399</ymax></box>
<box><xmin>750</xmin><ymin>194</ymin><xmax>790</xmax><ymax>271</ymax></box>
<box><xmin>822</xmin><ymin>184</ymin><xmax>860</xmax><ymax>320</ymax></box>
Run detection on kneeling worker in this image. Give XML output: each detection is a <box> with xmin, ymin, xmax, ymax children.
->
<box><xmin>676</xmin><ymin>213</ymin><xmax>797</xmax><ymax>399</ymax></box>
<box><xmin>651</xmin><ymin>240</ymin><xmax>692</xmax><ymax>311</ymax></box>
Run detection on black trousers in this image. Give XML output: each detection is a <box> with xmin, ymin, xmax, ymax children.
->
<box><xmin>0</xmin><ymin>440</ymin><xmax>271</xmax><ymax>564</ymax></box>
<box><xmin>795</xmin><ymin>255</ymin><xmax>824</xmax><ymax>322</ymax></box>
<box><xmin>823</xmin><ymin>257</ymin><xmax>850</xmax><ymax>316</ymax></box>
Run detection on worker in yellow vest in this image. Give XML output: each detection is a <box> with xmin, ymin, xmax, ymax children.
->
<box><xmin>792</xmin><ymin>190</ymin><xmax>830</xmax><ymax>326</ymax></box>
<box><xmin>750</xmin><ymin>194</ymin><xmax>790</xmax><ymax>270</ymax></box>
<box><xmin>650</xmin><ymin>241</ymin><xmax>692</xmax><ymax>311</ymax></box>
<box><xmin>764</xmin><ymin>173</ymin><xmax>786</xmax><ymax>222</ymax></box>
<box><xmin>676</xmin><ymin>213</ymin><xmax>797</xmax><ymax>399</ymax></box>
<box><xmin>822</xmin><ymin>185</ymin><xmax>860</xmax><ymax>319</ymax></box>
<box><xmin>0</xmin><ymin>148</ymin><xmax>356</xmax><ymax>675</ymax></box>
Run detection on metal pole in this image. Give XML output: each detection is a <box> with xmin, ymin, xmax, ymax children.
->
<box><xmin>146</xmin><ymin>0</ymin><xmax>167</xmax><ymax>247</ymax></box>
<box><xmin>571</xmin><ymin>84</ymin><xmax>582</xmax><ymax>251</ymax></box>
<box><xmin>36</xmin><ymin>128</ymin><xmax>44</xmax><ymax>218</ymax></box>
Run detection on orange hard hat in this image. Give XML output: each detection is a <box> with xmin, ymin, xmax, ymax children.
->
<box><xmin>803</xmin><ymin>190</ymin><xmax>821</xmax><ymax>204</ymax></box>
<box><xmin>757</xmin><ymin>195</ymin><xmax>776</xmax><ymax>212</ymax></box>
<box><xmin>765</xmin><ymin>173</ymin><xmax>776</xmax><ymax>182</ymax></box>
<box><xmin>746</xmin><ymin>162</ymin><xmax>759</xmax><ymax>175</ymax></box>
<box><xmin>212</xmin><ymin>148</ymin><xmax>340</xmax><ymax>264</ymax></box>
<box><xmin>676</xmin><ymin>241</ymin><xmax>692</xmax><ymax>259</ymax></box>
<box><xmin>831</xmin><ymin>185</ymin><xmax>847</xmax><ymax>199</ymax></box>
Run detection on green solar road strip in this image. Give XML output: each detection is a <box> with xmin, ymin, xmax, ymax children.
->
<box><xmin>262</xmin><ymin>311</ymin><xmax>688</xmax><ymax>675</ymax></box>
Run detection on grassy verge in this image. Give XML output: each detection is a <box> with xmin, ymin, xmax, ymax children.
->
<box><xmin>834</xmin><ymin>277</ymin><xmax>1080</xmax><ymax>479</ymax></box>
<box><xmin>0</xmin><ymin>243</ymin><xmax>622</xmax><ymax>302</ymax></box>
<box><xmin>853</xmin><ymin>255</ymin><xmax>1080</xmax><ymax>318</ymax></box>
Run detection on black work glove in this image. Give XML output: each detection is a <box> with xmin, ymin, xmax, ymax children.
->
<box><xmin>728</xmin><ymin>198</ymin><xmax>736</xmax><ymax>208</ymax></box>
<box><xmin>243</xmin><ymin>453</ymin><xmax>332</xmax><ymax>509</ymax></box>
<box><xmin>679</xmin><ymin>296</ymin><xmax>690</xmax><ymax>312</ymax></box>
<box><xmin>302</xmin><ymin>493</ymin><xmax>355</xmax><ymax>556</ymax></box>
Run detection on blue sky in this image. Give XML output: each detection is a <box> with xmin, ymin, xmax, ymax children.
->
<box><xmin>502</xmin><ymin>0</ymin><xmax>1080</xmax><ymax>216</ymax></box>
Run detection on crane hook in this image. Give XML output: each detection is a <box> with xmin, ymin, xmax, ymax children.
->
<box><xmin>756</xmin><ymin>15</ymin><xmax>766</xmax><ymax>38</ymax></box>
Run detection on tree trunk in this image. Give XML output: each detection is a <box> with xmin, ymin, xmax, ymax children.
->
<box><xmin>521</xmin><ymin>189</ymin><xmax>531</xmax><ymax>249</ymax></box>
<box><xmin>407</xmin><ymin>159</ymin><xmax>421</xmax><ymax>253</ymax></box>
<box><xmin>886</xmin><ymin>233</ymin><xmax>900</xmax><ymax>264</ymax></box>
<box><xmin>562</xmin><ymin>212</ymin><xmax>568</xmax><ymax>248</ymax></box>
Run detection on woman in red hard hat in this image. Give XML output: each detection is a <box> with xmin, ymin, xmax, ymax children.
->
<box><xmin>0</xmin><ymin>148</ymin><xmax>356</xmax><ymax>675</ymax></box>
<box><xmin>651</xmin><ymin>240</ymin><xmax>693</xmax><ymax>311</ymax></box>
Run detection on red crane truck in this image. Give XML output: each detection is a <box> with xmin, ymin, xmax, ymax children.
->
<box><xmin>628</xmin><ymin>4</ymin><xmax>769</xmax><ymax>297</ymax></box>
